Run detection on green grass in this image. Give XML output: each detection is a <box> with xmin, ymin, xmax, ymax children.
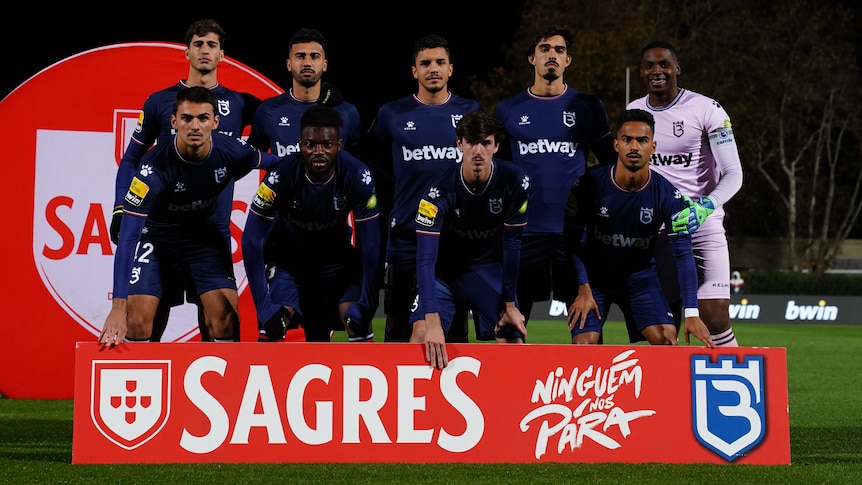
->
<box><xmin>2</xmin><ymin>320</ymin><xmax>861</xmax><ymax>484</ymax></box>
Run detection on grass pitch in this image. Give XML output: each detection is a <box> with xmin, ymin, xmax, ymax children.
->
<box><xmin>1</xmin><ymin>320</ymin><xmax>860</xmax><ymax>484</ymax></box>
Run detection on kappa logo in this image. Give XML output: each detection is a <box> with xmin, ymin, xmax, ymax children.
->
<box><xmin>691</xmin><ymin>355</ymin><xmax>766</xmax><ymax>461</ymax></box>
<box><xmin>90</xmin><ymin>360</ymin><xmax>171</xmax><ymax>450</ymax></box>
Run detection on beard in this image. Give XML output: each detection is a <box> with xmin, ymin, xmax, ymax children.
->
<box><xmin>542</xmin><ymin>70</ymin><xmax>560</xmax><ymax>82</ymax></box>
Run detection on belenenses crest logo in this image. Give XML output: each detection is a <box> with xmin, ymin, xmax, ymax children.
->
<box><xmin>691</xmin><ymin>355</ymin><xmax>766</xmax><ymax>461</ymax></box>
<box><xmin>91</xmin><ymin>360</ymin><xmax>171</xmax><ymax>450</ymax></box>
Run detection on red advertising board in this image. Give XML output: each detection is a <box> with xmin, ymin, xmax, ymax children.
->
<box><xmin>0</xmin><ymin>44</ymin><xmax>283</xmax><ymax>399</ymax></box>
<box><xmin>72</xmin><ymin>342</ymin><xmax>790</xmax><ymax>465</ymax></box>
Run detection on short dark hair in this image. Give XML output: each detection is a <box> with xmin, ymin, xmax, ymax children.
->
<box><xmin>455</xmin><ymin>110</ymin><xmax>507</xmax><ymax>145</ymax></box>
<box><xmin>527</xmin><ymin>25</ymin><xmax>574</xmax><ymax>56</ymax></box>
<box><xmin>640</xmin><ymin>40</ymin><xmax>679</xmax><ymax>60</ymax></box>
<box><xmin>412</xmin><ymin>34</ymin><xmax>450</xmax><ymax>65</ymax></box>
<box><xmin>617</xmin><ymin>108</ymin><xmax>655</xmax><ymax>135</ymax></box>
<box><xmin>289</xmin><ymin>27</ymin><xmax>327</xmax><ymax>54</ymax></box>
<box><xmin>301</xmin><ymin>104</ymin><xmax>344</xmax><ymax>131</ymax></box>
<box><xmin>184</xmin><ymin>19</ymin><xmax>226</xmax><ymax>49</ymax></box>
<box><xmin>174</xmin><ymin>86</ymin><xmax>218</xmax><ymax>115</ymax></box>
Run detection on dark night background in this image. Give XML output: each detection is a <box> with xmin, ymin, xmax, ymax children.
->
<box><xmin>1</xmin><ymin>6</ymin><xmax>525</xmax><ymax>132</ymax></box>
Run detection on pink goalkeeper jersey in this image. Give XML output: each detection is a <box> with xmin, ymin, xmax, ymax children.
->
<box><xmin>627</xmin><ymin>88</ymin><xmax>732</xmax><ymax>211</ymax></box>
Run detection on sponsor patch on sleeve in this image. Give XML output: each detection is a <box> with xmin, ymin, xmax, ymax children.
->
<box><xmin>519</xmin><ymin>200</ymin><xmax>528</xmax><ymax>214</ymax></box>
<box><xmin>134</xmin><ymin>111</ymin><xmax>144</xmax><ymax>133</ymax></box>
<box><xmin>252</xmin><ymin>183</ymin><xmax>276</xmax><ymax>211</ymax></box>
<box><xmin>124</xmin><ymin>177</ymin><xmax>149</xmax><ymax>207</ymax></box>
<box><xmin>366</xmin><ymin>193</ymin><xmax>378</xmax><ymax>210</ymax></box>
<box><xmin>415</xmin><ymin>199</ymin><xmax>438</xmax><ymax>227</ymax></box>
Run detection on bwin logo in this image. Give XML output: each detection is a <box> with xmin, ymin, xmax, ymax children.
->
<box><xmin>692</xmin><ymin>355</ymin><xmax>765</xmax><ymax>461</ymax></box>
<box><xmin>729</xmin><ymin>299</ymin><xmax>760</xmax><ymax>320</ymax></box>
<box><xmin>784</xmin><ymin>300</ymin><xmax>838</xmax><ymax>321</ymax></box>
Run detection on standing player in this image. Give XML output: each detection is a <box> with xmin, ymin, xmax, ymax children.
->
<box><xmin>242</xmin><ymin>106</ymin><xmax>381</xmax><ymax>342</ymax></box>
<box><xmin>494</xmin><ymin>25</ymin><xmax>616</xmax><ymax>328</ymax></box>
<box><xmin>627</xmin><ymin>41</ymin><xmax>743</xmax><ymax>347</ymax></box>
<box><xmin>99</xmin><ymin>87</ymin><xmax>280</xmax><ymax>345</ymax></box>
<box><xmin>364</xmin><ymin>33</ymin><xmax>481</xmax><ymax>343</ymax></box>
<box><xmin>564</xmin><ymin>109</ymin><xmax>714</xmax><ymax>348</ymax></box>
<box><xmin>110</xmin><ymin>18</ymin><xmax>260</xmax><ymax>341</ymax></box>
<box><xmin>410</xmin><ymin>110</ymin><xmax>529</xmax><ymax>370</ymax></box>
<box><xmin>246</xmin><ymin>27</ymin><xmax>364</xmax><ymax>342</ymax></box>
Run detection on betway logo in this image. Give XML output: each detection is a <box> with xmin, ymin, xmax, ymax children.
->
<box><xmin>650</xmin><ymin>152</ymin><xmax>693</xmax><ymax>168</ymax></box>
<box><xmin>402</xmin><ymin>145</ymin><xmax>462</xmax><ymax>162</ymax></box>
<box><xmin>518</xmin><ymin>140</ymin><xmax>578</xmax><ymax>157</ymax></box>
<box><xmin>593</xmin><ymin>227</ymin><xmax>653</xmax><ymax>248</ymax></box>
<box><xmin>276</xmin><ymin>141</ymin><xmax>301</xmax><ymax>157</ymax></box>
<box><xmin>785</xmin><ymin>300</ymin><xmax>838</xmax><ymax>321</ymax></box>
<box><xmin>168</xmin><ymin>198</ymin><xmax>216</xmax><ymax>212</ymax></box>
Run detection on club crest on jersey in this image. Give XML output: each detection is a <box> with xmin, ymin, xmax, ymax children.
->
<box><xmin>91</xmin><ymin>360</ymin><xmax>171</xmax><ymax>450</ymax></box>
<box><xmin>451</xmin><ymin>114</ymin><xmax>463</xmax><ymax>128</ymax></box>
<box><xmin>639</xmin><ymin>207</ymin><xmax>653</xmax><ymax>224</ymax></box>
<box><xmin>489</xmin><ymin>198</ymin><xmax>503</xmax><ymax>214</ymax></box>
<box><xmin>562</xmin><ymin>111</ymin><xmax>576</xmax><ymax>128</ymax></box>
<box><xmin>691</xmin><ymin>355</ymin><xmax>766</xmax><ymax>461</ymax></box>
<box><xmin>333</xmin><ymin>195</ymin><xmax>346</xmax><ymax>211</ymax></box>
<box><xmin>673</xmin><ymin>121</ymin><xmax>685</xmax><ymax>137</ymax></box>
<box><xmin>214</xmin><ymin>167</ymin><xmax>227</xmax><ymax>183</ymax></box>
<box><xmin>218</xmin><ymin>99</ymin><xmax>230</xmax><ymax>117</ymax></box>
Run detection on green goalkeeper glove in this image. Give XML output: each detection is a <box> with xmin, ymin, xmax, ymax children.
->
<box><xmin>671</xmin><ymin>196</ymin><xmax>715</xmax><ymax>235</ymax></box>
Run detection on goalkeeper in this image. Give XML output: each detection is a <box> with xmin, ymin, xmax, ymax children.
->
<box><xmin>626</xmin><ymin>41</ymin><xmax>743</xmax><ymax>347</ymax></box>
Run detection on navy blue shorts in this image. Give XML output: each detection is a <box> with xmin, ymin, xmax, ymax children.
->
<box><xmin>410</xmin><ymin>263</ymin><xmax>522</xmax><ymax>341</ymax></box>
<box><xmin>570</xmin><ymin>268</ymin><xmax>674</xmax><ymax>338</ymax></box>
<box><xmin>127</xmin><ymin>225</ymin><xmax>236</xmax><ymax>299</ymax></box>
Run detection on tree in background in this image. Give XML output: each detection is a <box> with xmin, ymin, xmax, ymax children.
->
<box><xmin>470</xmin><ymin>0</ymin><xmax>862</xmax><ymax>274</ymax></box>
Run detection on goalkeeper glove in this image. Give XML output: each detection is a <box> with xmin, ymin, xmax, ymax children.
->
<box><xmin>317</xmin><ymin>82</ymin><xmax>344</xmax><ymax>107</ymax></box>
<box><xmin>109</xmin><ymin>207</ymin><xmax>123</xmax><ymax>245</ymax></box>
<box><xmin>671</xmin><ymin>196</ymin><xmax>715</xmax><ymax>235</ymax></box>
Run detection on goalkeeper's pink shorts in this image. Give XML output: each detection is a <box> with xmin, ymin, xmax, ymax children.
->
<box><xmin>656</xmin><ymin>211</ymin><xmax>731</xmax><ymax>301</ymax></box>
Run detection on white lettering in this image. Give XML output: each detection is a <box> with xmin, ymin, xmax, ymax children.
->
<box><xmin>230</xmin><ymin>365</ymin><xmax>286</xmax><ymax>445</ymax></box>
<box><xmin>343</xmin><ymin>365</ymin><xmax>391</xmax><ymax>443</ymax></box>
<box><xmin>181</xmin><ymin>356</ymin><xmax>229</xmax><ymax>454</ymax></box>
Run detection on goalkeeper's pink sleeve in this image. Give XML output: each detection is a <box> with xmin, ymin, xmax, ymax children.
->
<box><xmin>706</xmin><ymin>127</ymin><xmax>743</xmax><ymax>208</ymax></box>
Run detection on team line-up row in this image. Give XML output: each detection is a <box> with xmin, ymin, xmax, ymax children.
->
<box><xmin>98</xmin><ymin>20</ymin><xmax>744</xmax><ymax>369</ymax></box>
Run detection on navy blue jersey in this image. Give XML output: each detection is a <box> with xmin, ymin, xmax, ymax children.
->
<box><xmin>494</xmin><ymin>85</ymin><xmax>615</xmax><ymax>235</ymax></box>
<box><xmin>242</xmin><ymin>151</ymin><xmax>381</xmax><ymax>328</ymax></box>
<box><xmin>564</xmin><ymin>163</ymin><xmax>698</xmax><ymax>309</ymax></box>
<box><xmin>369</xmin><ymin>93</ymin><xmax>481</xmax><ymax>261</ymax></box>
<box><xmin>114</xmin><ymin>81</ymin><xmax>259</xmax><ymax>206</ymax></box>
<box><xmin>247</xmin><ymin>91</ymin><xmax>362</xmax><ymax>156</ymax></box>
<box><xmin>113</xmin><ymin>133</ymin><xmax>273</xmax><ymax>298</ymax></box>
<box><xmin>414</xmin><ymin>160</ymin><xmax>529</xmax><ymax>314</ymax></box>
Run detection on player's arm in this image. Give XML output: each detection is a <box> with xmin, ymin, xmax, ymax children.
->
<box><xmin>704</xmin><ymin>122</ymin><xmax>743</xmax><ymax>208</ymax></box>
<box><xmin>563</xmin><ymin>186</ymin><xmax>601</xmax><ymax>328</ymax></box>
<box><xmin>497</xmin><ymin>225</ymin><xmax>527</xmax><ymax>338</ymax></box>
<box><xmin>344</xmin><ymin>213</ymin><xmax>382</xmax><ymax>335</ymax></box>
<box><xmin>584</xmin><ymin>94</ymin><xmax>617</xmax><ymax>165</ymax></box>
<box><xmin>100</xmin><ymin>209</ymin><xmax>146</xmax><ymax>346</ymax></box>
<box><xmin>242</xmin><ymin>176</ymin><xmax>289</xmax><ymax>341</ymax></box>
<box><xmin>416</xmin><ymin>230</ymin><xmax>447</xmax><ymax>369</ymax></box>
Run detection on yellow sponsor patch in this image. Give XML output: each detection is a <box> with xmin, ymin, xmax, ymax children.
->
<box><xmin>124</xmin><ymin>177</ymin><xmax>150</xmax><ymax>207</ymax></box>
<box><xmin>415</xmin><ymin>199</ymin><xmax>438</xmax><ymax>227</ymax></box>
<box><xmin>129</xmin><ymin>177</ymin><xmax>149</xmax><ymax>199</ymax></box>
<box><xmin>418</xmin><ymin>199</ymin><xmax>438</xmax><ymax>218</ymax></box>
<box><xmin>366</xmin><ymin>194</ymin><xmax>378</xmax><ymax>210</ymax></box>
<box><xmin>252</xmin><ymin>183</ymin><xmax>276</xmax><ymax>210</ymax></box>
<box><xmin>519</xmin><ymin>200</ymin><xmax>528</xmax><ymax>214</ymax></box>
<box><xmin>134</xmin><ymin>111</ymin><xmax>144</xmax><ymax>133</ymax></box>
